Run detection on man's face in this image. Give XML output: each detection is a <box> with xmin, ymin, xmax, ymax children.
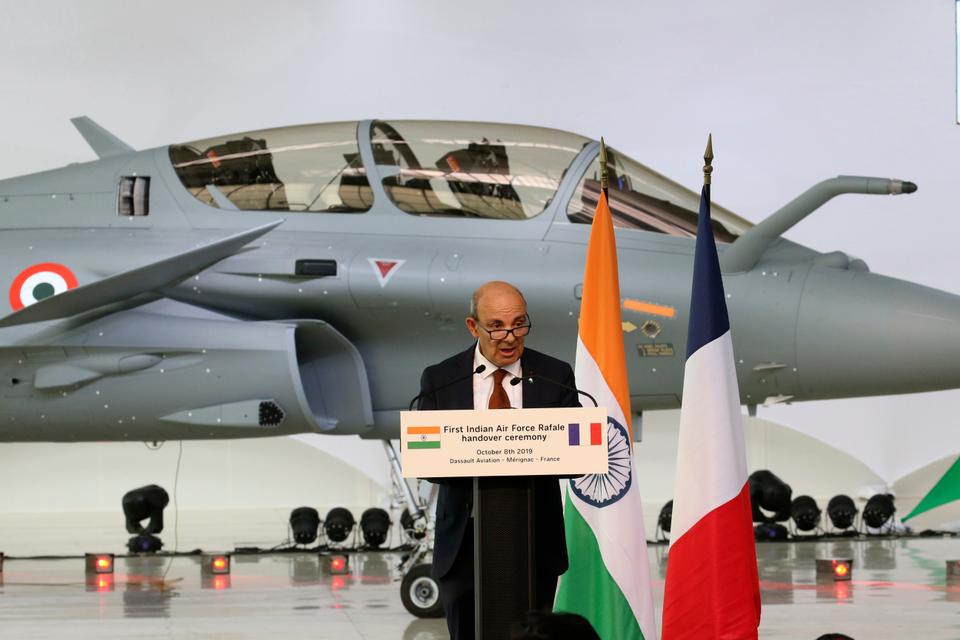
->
<box><xmin>466</xmin><ymin>287</ymin><xmax>528</xmax><ymax>367</ymax></box>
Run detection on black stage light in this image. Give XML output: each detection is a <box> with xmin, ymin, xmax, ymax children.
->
<box><xmin>827</xmin><ymin>495</ymin><xmax>859</xmax><ymax>531</ymax></box>
<box><xmin>290</xmin><ymin>507</ymin><xmax>321</xmax><ymax>545</ymax></box>
<box><xmin>790</xmin><ymin>495</ymin><xmax>822</xmax><ymax>532</ymax></box>
<box><xmin>400</xmin><ymin>508</ymin><xmax>426</xmax><ymax>540</ymax></box>
<box><xmin>748</xmin><ymin>470</ymin><xmax>792</xmax><ymax>524</ymax></box>
<box><xmin>360</xmin><ymin>508</ymin><xmax>391</xmax><ymax>549</ymax></box>
<box><xmin>324</xmin><ymin>507</ymin><xmax>356</xmax><ymax>544</ymax></box>
<box><xmin>122</xmin><ymin>485</ymin><xmax>169</xmax><ymax>554</ymax></box>
<box><xmin>753</xmin><ymin>522</ymin><xmax>789</xmax><ymax>541</ymax></box>
<box><xmin>863</xmin><ymin>493</ymin><xmax>895</xmax><ymax>530</ymax></box>
<box><xmin>658</xmin><ymin>500</ymin><xmax>673</xmax><ymax>534</ymax></box>
<box><xmin>127</xmin><ymin>534</ymin><xmax>164</xmax><ymax>553</ymax></box>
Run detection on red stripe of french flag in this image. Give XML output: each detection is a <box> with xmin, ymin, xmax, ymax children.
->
<box><xmin>590</xmin><ymin>422</ymin><xmax>602</xmax><ymax>446</ymax></box>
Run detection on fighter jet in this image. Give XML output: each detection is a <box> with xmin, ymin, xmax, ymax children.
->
<box><xmin>0</xmin><ymin>117</ymin><xmax>952</xmax><ymax>449</ymax></box>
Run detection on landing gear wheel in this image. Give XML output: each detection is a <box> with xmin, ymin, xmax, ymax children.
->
<box><xmin>400</xmin><ymin>563</ymin><xmax>443</xmax><ymax>618</ymax></box>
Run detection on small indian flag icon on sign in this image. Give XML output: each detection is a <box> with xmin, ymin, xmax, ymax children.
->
<box><xmin>407</xmin><ymin>426</ymin><xmax>441</xmax><ymax>449</ymax></box>
<box><xmin>568</xmin><ymin>422</ymin><xmax>603</xmax><ymax>446</ymax></box>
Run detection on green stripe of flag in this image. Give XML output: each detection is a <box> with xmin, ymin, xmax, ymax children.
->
<box><xmin>408</xmin><ymin>441</ymin><xmax>441</xmax><ymax>449</ymax></box>
<box><xmin>555</xmin><ymin>491</ymin><xmax>645</xmax><ymax>640</ymax></box>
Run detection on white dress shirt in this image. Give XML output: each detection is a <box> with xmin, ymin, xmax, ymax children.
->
<box><xmin>472</xmin><ymin>342</ymin><xmax>523</xmax><ymax>410</ymax></box>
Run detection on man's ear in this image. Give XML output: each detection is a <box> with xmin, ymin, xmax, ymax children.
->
<box><xmin>465</xmin><ymin>316</ymin><xmax>480</xmax><ymax>338</ymax></box>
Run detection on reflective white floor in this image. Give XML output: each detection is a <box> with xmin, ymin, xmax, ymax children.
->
<box><xmin>0</xmin><ymin>538</ymin><xmax>958</xmax><ymax>639</ymax></box>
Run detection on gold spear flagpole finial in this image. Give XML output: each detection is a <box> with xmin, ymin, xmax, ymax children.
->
<box><xmin>703</xmin><ymin>133</ymin><xmax>714</xmax><ymax>186</ymax></box>
<box><xmin>599</xmin><ymin>137</ymin><xmax>609</xmax><ymax>193</ymax></box>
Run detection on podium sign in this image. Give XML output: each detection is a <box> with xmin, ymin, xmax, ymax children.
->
<box><xmin>400</xmin><ymin>407</ymin><xmax>608</xmax><ymax>478</ymax></box>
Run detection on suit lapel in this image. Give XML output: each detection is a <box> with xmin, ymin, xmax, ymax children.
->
<box><xmin>448</xmin><ymin>346</ymin><xmax>475</xmax><ymax>410</ymax></box>
<box><xmin>520</xmin><ymin>350</ymin><xmax>547</xmax><ymax>409</ymax></box>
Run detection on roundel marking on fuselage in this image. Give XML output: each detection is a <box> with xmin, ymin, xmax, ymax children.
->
<box><xmin>8</xmin><ymin>263</ymin><xmax>79</xmax><ymax>311</ymax></box>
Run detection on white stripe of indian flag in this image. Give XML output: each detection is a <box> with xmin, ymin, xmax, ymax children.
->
<box><xmin>407</xmin><ymin>426</ymin><xmax>441</xmax><ymax>450</ymax></box>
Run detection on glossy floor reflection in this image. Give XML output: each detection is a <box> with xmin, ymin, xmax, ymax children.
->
<box><xmin>0</xmin><ymin>539</ymin><xmax>957</xmax><ymax>638</ymax></box>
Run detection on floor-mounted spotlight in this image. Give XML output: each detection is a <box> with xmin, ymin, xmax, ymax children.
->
<box><xmin>863</xmin><ymin>493</ymin><xmax>896</xmax><ymax>533</ymax></box>
<box><xmin>324</xmin><ymin>554</ymin><xmax>350</xmax><ymax>575</ymax></box>
<box><xmin>200</xmin><ymin>553</ymin><xmax>232</xmax><ymax>589</ymax></box>
<box><xmin>826</xmin><ymin>495</ymin><xmax>859</xmax><ymax>534</ymax></box>
<box><xmin>657</xmin><ymin>500</ymin><xmax>673</xmax><ymax>541</ymax></box>
<box><xmin>86</xmin><ymin>553</ymin><xmax>115</xmax><ymax>576</ymax></box>
<box><xmin>360</xmin><ymin>508</ymin><xmax>391</xmax><ymax>549</ymax></box>
<box><xmin>202</xmin><ymin>554</ymin><xmax>231</xmax><ymax>576</ymax></box>
<box><xmin>290</xmin><ymin>507</ymin><xmax>321</xmax><ymax>546</ymax></box>
<box><xmin>816</xmin><ymin>558</ymin><xmax>853</xmax><ymax>582</ymax></box>
<box><xmin>122</xmin><ymin>485</ymin><xmax>169</xmax><ymax>553</ymax></box>
<box><xmin>324</xmin><ymin>508</ymin><xmax>356</xmax><ymax>545</ymax></box>
<box><xmin>749</xmin><ymin>470</ymin><xmax>792</xmax><ymax>541</ymax></box>
<box><xmin>947</xmin><ymin>560</ymin><xmax>960</xmax><ymax>581</ymax></box>
<box><xmin>790</xmin><ymin>495</ymin><xmax>822</xmax><ymax>535</ymax></box>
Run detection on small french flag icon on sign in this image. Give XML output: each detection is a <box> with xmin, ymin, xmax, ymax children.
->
<box><xmin>568</xmin><ymin>423</ymin><xmax>603</xmax><ymax>446</ymax></box>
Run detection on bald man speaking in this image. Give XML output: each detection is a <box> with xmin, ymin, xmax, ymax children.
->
<box><xmin>417</xmin><ymin>281</ymin><xmax>580</xmax><ymax>640</ymax></box>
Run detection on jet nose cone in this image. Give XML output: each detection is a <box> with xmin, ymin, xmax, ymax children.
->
<box><xmin>797</xmin><ymin>268</ymin><xmax>960</xmax><ymax>399</ymax></box>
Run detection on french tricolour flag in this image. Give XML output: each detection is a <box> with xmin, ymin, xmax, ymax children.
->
<box><xmin>567</xmin><ymin>422</ymin><xmax>603</xmax><ymax>446</ymax></box>
<box><xmin>661</xmin><ymin>181</ymin><xmax>761</xmax><ymax>639</ymax></box>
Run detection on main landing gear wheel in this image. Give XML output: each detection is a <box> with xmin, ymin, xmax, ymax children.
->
<box><xmin>400</xmin><ymin>563</ymin><xmax>443</xmax><ymax>618</ymax></box>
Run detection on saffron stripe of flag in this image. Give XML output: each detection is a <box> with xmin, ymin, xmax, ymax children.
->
<box><xmin>661</xmin><ymin>175</ymin><xmax>760</xmax><ymax>640</ymax></box>
<box><xmin>407</xmin><ymin>426</ymin><xmax>440</xmax><ymax>435</ymax></box>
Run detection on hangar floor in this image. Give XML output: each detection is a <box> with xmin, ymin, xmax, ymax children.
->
<box><xmin>0</xmin><ymin>538</ymin><xmax>957</xmax><ymax>639</ymax></box>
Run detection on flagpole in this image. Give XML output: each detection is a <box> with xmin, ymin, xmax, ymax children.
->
<box><xmin>599</xmin><ymin>137</ymin><xmax>609</xmax><ymax>198</ymax></box>
<box><xmin>703</xmin><ymin>133</ymin><xmax>713</xmax><ymax>186</ymax></box>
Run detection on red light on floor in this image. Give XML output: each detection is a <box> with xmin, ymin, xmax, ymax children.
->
<box><xmin>201</xmin><ymin>553</ymin><xmax>231</xmax><ymax>576</ymax></box>
<box><xmin>85</xmin><ymin>553</ymin><xmax>115</xmax><ymax>575</ymax></box>
<box><xmin>947</xmin><ymin>559</ymin><xmax>960</xmax><ymax>579</ymax></box>
<box><xmin>85</xmin><ymin>573</ymin><xmax>115</xmax><ymax>592</ymax></box>
<box><xmin>833</xmin><ymin>579</ymin><xmax>852</xmax><ymax>600</ymax></box>
<box><xmin>815</xmin><ymin>557</ymin><xmax>852</xmax><ymax>582</ymax></box>
<box><xmin>330</xmin><ymin>556</ymin><xmax>347</xmax><ymax>573</ymax></box>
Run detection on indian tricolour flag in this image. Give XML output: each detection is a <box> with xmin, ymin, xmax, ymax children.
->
<box><xmin>554</xmin><ymin>188</ymin><xmax>657</xmax><ymax>640</ymax></box>
<box><xmin>407</xmin><ymin>426</ymin><xmax>441</xmax><ymax>449</ymax></box>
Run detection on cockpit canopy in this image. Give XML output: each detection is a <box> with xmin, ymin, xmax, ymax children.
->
<box><xmin>169</xmin><ymin>120</ymin><xmax>750</xmax><ymax>241</ymax></box>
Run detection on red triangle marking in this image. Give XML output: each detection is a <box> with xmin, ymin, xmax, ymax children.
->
<box><xmin>375</xmin><ymin>260</ymin><xmax>397</xmax><ymax>278</ymax></box>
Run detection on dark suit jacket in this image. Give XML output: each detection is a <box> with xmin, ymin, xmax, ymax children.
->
<box><xmin>418</xmin><ymin>344</ymin><xmax>580</xmax><ymax>587</ymax></box>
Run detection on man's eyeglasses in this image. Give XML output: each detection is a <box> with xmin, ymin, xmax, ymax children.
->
<box><xmin>479</xmin><ymin>322</ymin><xmax>532</xmax><ymax>341</ymax></box>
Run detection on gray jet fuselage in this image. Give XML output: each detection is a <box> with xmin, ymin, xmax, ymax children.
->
<box><xmin>0</xmin><ymin>119</ymin><xmax>954</xmax><ymax>442</ymax></box>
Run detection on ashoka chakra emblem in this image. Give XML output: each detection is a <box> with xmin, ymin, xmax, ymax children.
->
<box><xmin>570</xmin><ymin>417</ymin><xmax>632</xmax><ymax>508</ymax></box>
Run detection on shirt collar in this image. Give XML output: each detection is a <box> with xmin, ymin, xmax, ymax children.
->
<box><xmin>473</xmin><ymin>342</ymin><xmax>522</xmax><ymax>380</ymax></box>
